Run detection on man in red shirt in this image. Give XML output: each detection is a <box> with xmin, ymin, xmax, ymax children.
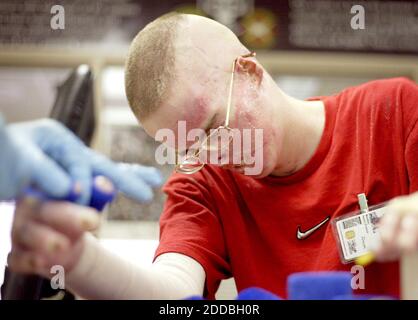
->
<box><xmin>8</xmin><ymin>13</ymin><xmax>418</xmax><ymax>299</ymax></box>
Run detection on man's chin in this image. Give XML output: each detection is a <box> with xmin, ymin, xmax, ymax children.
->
<box><xmin>244</xmin><ymin>161</ymin><xmax>276</xmax><ymax>179</ymax></box>
<box><xmin>223</xmin><ymin>164</ymin><xmax>271</xmax><ymax>179</ymax></box>
<box><xmin>244</xmin><ymin>168</ymin><xmax>270</xmax><ymax>179</ymax></box>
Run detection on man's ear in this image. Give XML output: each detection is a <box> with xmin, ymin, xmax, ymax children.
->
<box><xmin>235</xmin><ymin>56</ymin><xmax>263</xmax><ymax>85</ymax></box>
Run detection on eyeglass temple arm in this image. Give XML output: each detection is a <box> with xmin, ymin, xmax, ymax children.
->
<box><xmin>224</xmin><ymin>52</ymin><xmax>256</xmax><ymax>128</ymax></box>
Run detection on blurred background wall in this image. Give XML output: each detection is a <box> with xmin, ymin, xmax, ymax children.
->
<box><xmin>0</xmin><ymin>0</ymin><xmax>417</xmax><ymax>299</ymax></box>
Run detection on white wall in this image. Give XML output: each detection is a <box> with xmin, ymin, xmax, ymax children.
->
<box><xmin>0</xmin><ymin>202</ymin><xmax>14</xmax><ymax>300</ymax></box>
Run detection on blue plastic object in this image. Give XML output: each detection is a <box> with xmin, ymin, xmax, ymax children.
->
<box><xmin>287</xmin><ymin>271</ymin><xmax>352</xmax><ymax>300</ymax></box>
<box><xmin>236</xmin><ymin>287</ymin><xmax>282</xmax><ymax>300</ymax></box>
<box><xmin>23</xmin><ymin>175</ymin><xmax>116</xmax><ymax>211</ymax></box>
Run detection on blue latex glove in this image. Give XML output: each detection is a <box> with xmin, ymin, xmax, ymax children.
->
<box><xmin>0</xmin><ymin>117</ymin><xmax>162</xmax><ymax>204</ymax></box>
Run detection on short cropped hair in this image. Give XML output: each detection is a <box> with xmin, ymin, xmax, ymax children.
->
<box><xmin>125</xmin><ymin>12</ymin><xmax>185</xmax><ymax>120</ymax></box>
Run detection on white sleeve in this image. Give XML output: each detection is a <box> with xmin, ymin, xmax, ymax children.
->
<box><xmin>66</xmin><ymin>233</ymin><xmax>206</xmax><ymax>300</ymax></box>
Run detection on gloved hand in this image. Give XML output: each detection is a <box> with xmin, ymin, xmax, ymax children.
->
<box><xmin>0</xmin><ymin>117</ymin><xmax>162</xmax><ymax>204</ymax></box>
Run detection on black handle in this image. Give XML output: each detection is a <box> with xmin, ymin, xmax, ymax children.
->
<box><xmin>2</xmin><ymin>65</ymin><xmax>95</xmax><ymax>300</ymax></box>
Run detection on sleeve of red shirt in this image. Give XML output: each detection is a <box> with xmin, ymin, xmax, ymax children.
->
<box><xmin>154</xmin><ymin>171</ymin><xmax>231</xmax><ymax>299</ymax></box>
<box><xmin>401</xmin><ymin>78</ymin><xmax>418</xmax><ymax>192</ymax></box>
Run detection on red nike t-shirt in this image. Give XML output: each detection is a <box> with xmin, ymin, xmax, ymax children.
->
<box><xmin>154</xmin><ymin>77</ymin><xmax>418</xmax><ymax>299</ymax></box>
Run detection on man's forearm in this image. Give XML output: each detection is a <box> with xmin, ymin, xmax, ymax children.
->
<box><xmin>66</xmin><ymin>234</ymin><xmax>205</xmax><ymax>300</ymax></box>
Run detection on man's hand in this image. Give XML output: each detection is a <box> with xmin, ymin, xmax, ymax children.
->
<box><xmin>0</xmin><ymin>118</ymin><xmax>162</xmax><ymax>204</ymax></box>
<box><xmin>374</xmin><ymin>192</ymin><xmax>418</xmax><ymax>261</ymax></box>
<box><xmin>8</xmin><ymin>197</ymin><xmax>98</xmax><ymax>277</ymax></box>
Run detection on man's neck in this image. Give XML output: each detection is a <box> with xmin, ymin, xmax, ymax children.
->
<box><xmin>271</xmin><ymin>92</ymin><xmax>325</xmax><ymax>177</ymax></box>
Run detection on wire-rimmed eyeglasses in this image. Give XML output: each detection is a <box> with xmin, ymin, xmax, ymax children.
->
<box><xmin>175</xmin><ymin>52</ymin><xmax>257</xmax><ymax>174</ymax></box>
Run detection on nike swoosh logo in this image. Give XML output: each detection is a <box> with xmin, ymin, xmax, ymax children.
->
<box><xmin>296</xmin><ymin>216</ymin><xmax>330</xmax><ymax>240</ymax></box>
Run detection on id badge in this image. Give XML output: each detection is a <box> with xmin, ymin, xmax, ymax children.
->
<box><xmin>332</xmin><ymin>194</ymin><xmax>388</xmax><ymax>264</ymax></box>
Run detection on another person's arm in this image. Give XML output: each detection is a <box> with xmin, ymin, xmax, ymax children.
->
<box><xmin>373</xmin><ymin>79</ymin><xmax>418</xmax><ymax>261</ymax></box>
<box><xmin>0</xmin><ymin>117</ymin><xmax>162</xmax><ymax>204</ymax></box>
